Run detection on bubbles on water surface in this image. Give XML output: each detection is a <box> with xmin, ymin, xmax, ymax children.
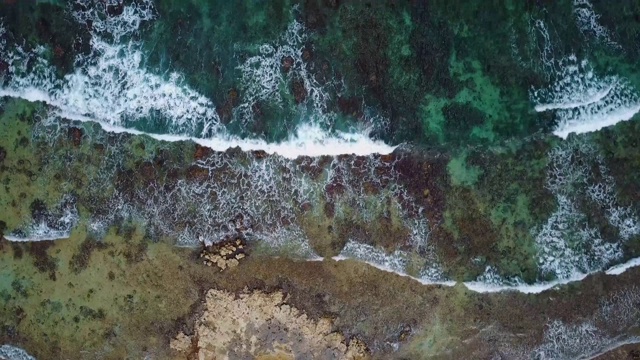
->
<box><xmin>4</xmin><ymin>195</ymin><xmax>79</xmax><ymax>242</ymax></box>
<box><xmin>534</xmin><ymin>138</ymin><xmax>640</xmax><ymax>279</ymax></box>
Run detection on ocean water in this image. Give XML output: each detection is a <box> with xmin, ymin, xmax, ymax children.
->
<box><xmin>1</xmin><ymin>0</ymin><xmax>640</xmax><ymax>294</ymax></box>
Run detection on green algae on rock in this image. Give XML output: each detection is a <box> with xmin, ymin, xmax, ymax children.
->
<box><xmin>2</xmin><ymin>0</ymin><xmax>640</xmax><ymax>358</ymax></box>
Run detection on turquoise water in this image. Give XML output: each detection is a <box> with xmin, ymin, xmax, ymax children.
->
<box><xmin>1</xmin><ymin>0</ymin><xmax>640</xmax><ymax>288</ymax></box>
<box><xmin>4</xmin><ymin>3</ymin><xmax>640</xmax><ymax>358</ymax></box>
<box><xmin>2</xmin><ymin>0</ymin><xmax>639</xmax><ymax>146</ymax></box>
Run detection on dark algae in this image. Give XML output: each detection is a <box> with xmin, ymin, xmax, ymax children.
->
<box><xmin>1</xmin><ymin>0</ymin><xmax>640</xmax><ymax>358</ymax></box>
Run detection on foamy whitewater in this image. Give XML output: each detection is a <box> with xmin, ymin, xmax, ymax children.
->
<box><xmin>0</xmin><ymin>1</ymin><xmax>395</xmax><ymax>159</ymax></box>
<box><xmin>531</xmin><ymin>56</ymin><xmax>640</xmax><ymax>139</ymax></box>
<box><xmin>0</xmin><ymin>345</ymin><xmax>36</xmax><ymax>360</ymax></box>
<box><xmin>463</xmin><ymin>137</ymin><xmax>640</xmax><ymax>293</ymax></box>
<box><xmin>332</xmin><ymin>247</ymin><xmax>640</xmax><ymax>294</ymax></box>
<box><xmin>4</xmin><ymin>196</ymin><xmax>79</xmax><ymax>242</ymax></box>
<box><xmin>530</xmin><ymin>3</ymin><xmax>640</xmax><ymax>138</ymax></box>
<box><xmin>1</xmin><ymin>0</ymin><xmax>640</xmax><ymax>296</ymax></box>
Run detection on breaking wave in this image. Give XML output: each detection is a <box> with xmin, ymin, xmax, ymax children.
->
<box><xmin>531</xmin><ymin>56</ymin><xmax>640</xmax><ymax>139</ymax></box>
<box><xmin>4</xmin><ymin>196</ymin><xmax>79</xmax><ymax>242</ymax></box>
<box><xmin>0</xmin><ymin>1</ymin><xmax>394</xmax><ymax>158</ymax></box>
<box><xmin>1</xmin><ymin>0</ymin><xmax>640</xmax><ymax>295</ymax></box>
<box><xmin>465</xmin><ymin>136</ymin><xmax>640</xmax><ymax>293</ymax></box>
<box><xmin>334</xmin><ymin>240</ymin><xmax>454</xmax><ymax>286</ymax></box>
<box><xmin>5</xmin><ymin>113</ymin><xmax>640</xmax><ymax>294</ymax></box>
<box><xmin>26</xmin><ymin>115</ymin><xmax>440</xmax><ymax>278</ymax></box>
<box><xmin>529</xmin><ymin>5</ymin><xmax>639</xmax><ymax>138</ymax></box>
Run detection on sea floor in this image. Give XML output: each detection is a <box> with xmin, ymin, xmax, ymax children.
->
<box><xmin>2</xmin><ymin>0</ymin><xmax>640</xmax><ymax>358</ymax></box>
<box><xmin>1</xmin><ymin>228</ymin><xmax>640</xmax><ymax>359</ymax></box>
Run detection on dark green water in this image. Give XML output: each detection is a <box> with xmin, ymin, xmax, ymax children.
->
<box><xmin>2</xmin><ymin>0</ymin><xmax>640</xmax><ymax>146</ymax></box>
<box><xmin>4</xmin><ymin>2</ymin><xmax>640</xmax><ymax>359</ymax></box>
<box><xmin>1</xmin><ymin>0</ymin><xmax>640</xmax><ymax>290</ymax></box>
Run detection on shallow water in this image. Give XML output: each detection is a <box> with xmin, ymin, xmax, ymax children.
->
<box><xmin>1</xmin><ymin>0</ymin><xmax>640</xmax><ymax>358</ymax></box>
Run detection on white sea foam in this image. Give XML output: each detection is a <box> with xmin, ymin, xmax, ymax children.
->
<box><xmin>332</xmin><ymin>248</ymin><xmax>640</xmax><ymax>294</ymax></box>
<box><xmin>459</xmin><ymin>138</ymin><xmax>640</xmax><ymax>293</ymax></box>
<box><xmin>528</xmin><ymin>7</ymin><xmax>636</xmax><ymax>138</ymax></box>
<box><xmin>0</xmin><ymin>1</ymin><xmax>222</xmax><ymax>138</ymax></box>
<box><xmin>552</xmin><ymin>100</ymin><xmax>640</xmax><ymax>139</ymax></box>
<box><xmin>605</xmin><ymin>256</ymin><xmax>640</xmax><ymax>275</ymax></box>
<box><xmin>235</xmin><ymin>16</ymin><xmax>334</xmax><ymax>128</ymax></box>
<box><xmin>0</xmin><ymin>1</ymin><xmax>394</xmax><ymax>158</ymax></box>
<box><xmin>534</xmin><ymin>194</ymin><xmax>623</xmax><ymax>279</ymax></box>
<box><xmin>331</xmin><ymin>251</ymin><xmax>640</xmax><ymax>294</ymax></box>
<box><xmin>4</xmin><ymin>197</ymin><xmax>78</xmax><ymax>242</ymax></box>
<box><xmin>0</xmin><ymin>21</ymin><xmax>6</xmax><ymax>51</ymax></box>
<box><xmin>332</xmin><ymin>239</ymin><xmax>453</xmax><ymax>286</ymax></box>
<box><xmin>463</xmin><ymin>257</ymin><xmax>640</xmax><ymax>294</ymax></box>
<box><xmin>573</xmin><ymin>0</ymin><xmax>621</xmax><ymax>50</ymax></box>
<box><xmin>336</xmin><ymin>241</ymin><xmax>408</xmax><ymax>274</ymax></box>
<box><xmin>4</xmin><ymin>2</ymin><xmax>639</xmax><ymax>295</ymax></box>
<box><xmin>476</xmin><ymin>286</ymin><xmax>640</xmax><ymax>357</ymax></box>
<box><xmin>71</xmin><ymin>0</ymin><xmax>156</xmax><ymax>42</ymax></box>
<box><xmin>533</xmin><ymin>286</ymin><xmax>640</xmax><ymax>359</ymax></box>
<box><xmin>534</xmin><ymin>320</ymin><xmax>639</xmax><ymax>360</ymax></box>
<box><xmin>332</xmin><ymin>257</ymin><xmax>458</xmax><ymax>287</ymax></box>
<box><xmin>531</xmin><ymin>56</ymin><xmax>640</xmax><ymax>138</ymax></box>
<box><xmin>44</xmin><ymin>107</ymin><xmax>396</xmax><ymax>159</ymax></box>
<box><xmin>530</xmin><ymin>18</ymin><xmax>557</xmax><ymax>75</ymax></box>
<box><xmin>463</xmin><ymin>271</ymin><xmax>588</xmax><ymax>294</ymax></box>
<box><xmin>49</xmin><ymin>127</ymin><xmax>399</xmax><ymax>250</ymax></box>
<box><xmin>0</xmin><ymin>344</ymin><xmax>37</xmax><ymax>360</ymax></box>
<box><xmin>532</xmin><ymin>138</ymin><xmax>638</xmax><ymax>280</ymax></box>
<box><xmin>4</xmin><ymin>230</ymin><xmax>70</xmax><ymax>242</ymax></box>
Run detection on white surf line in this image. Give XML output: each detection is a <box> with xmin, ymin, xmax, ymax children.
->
<box><xmin>605</xmin><ymin>256</ymin><xmax>640</xmax><ymax>275</ymax></box>
<box><xmin>463</xmin><ymin>273</ymin><xmax>589</xmax><ymax>294</ymax></box>
<box><xmin>3</xmin><ymin>219</ymin><xmax>75</xmax><ymax>242</ymax></box>
<box><xmin>329</xmin><ymin>255</ymin><xmax>640</xmax><ymax>294</ymax></box>
<box><xmin>463</xmin><ymin>256</ymin><xmax>640</xmax><ymax>293</ymax></box>
<box><xmin>553</xmin><ymin>103</ymin><xmax>640</xmax><ymax>139</ymax></box>
<box><xmin>331</xmin><ymin>256</ymin><xmax>456</xmax><ymax>287</ymax></box>
<box><xmin>4</xmin><ymin>233</ymin><xmax>70</xmax><ymax>242</ymax></box>
<box><xmin>530</xmin><ymin>56</ymin><xmax>640</xmax><ymax>139</ymax></box>
<box><xmin>466</xmin><ymin>256</ymin><xmax>640</xmax><ymax>293</ymax></box>
<box><xmin>2</xmin><ymin>196</ymin><xmax>77</xmax><ymax>243</ymax></box>
<box><xmin>534</xmin><ymin>82</ymin><xmax>615</xmax><ymax>112</ymax></box>
<box><xmin>0</xmin><ymin>89</ymin><xmax>397</xmax><ymax>159</ymax></box>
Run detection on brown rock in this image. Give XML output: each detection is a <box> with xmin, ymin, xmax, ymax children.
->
<box><xmin>193</xmin><ymin>144</ymin><xmax>213</xmax><ymax>161</ymax></box>
<box><xmin>67</xmin><ymin>127</ymin><xmax>83</xmax><ymax>147</ymax></box>
<box><xmin>282</xmin><ymin>56</ymin><xmax>294</xmax><ymax>72</ymax></box>
<box><xmin>172</xmin><ymin>289</ymin><xmax>370</xmax><ymax>359</ymax></box>
<box><xmin>292</xmin><ymin>78</ymin><xmax>307</xmax><ymax>104</ymax></box>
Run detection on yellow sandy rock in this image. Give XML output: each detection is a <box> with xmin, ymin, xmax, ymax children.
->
<box><xmin>172</xmin><ymin>289</ymin><xmax>369</xmax><ymax>359</ymax></box>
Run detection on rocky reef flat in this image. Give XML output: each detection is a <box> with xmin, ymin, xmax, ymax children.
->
<box><xmin>2</xmin><ymin>0</ymin><xmax>640</xmax><ymax>358</ymax></box>
<box><xmin>0</xmin><ymin>98</ymin><xmax>638</xmax><ymax>358</ymax></box>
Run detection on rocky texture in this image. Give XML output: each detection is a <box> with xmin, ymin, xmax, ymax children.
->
<box><xmin>199</xmin><ymin>238</ymin><xmax>247</xmax><ymax>271</ymax></box>
<box><xmin>171</xmin><ymin>289</ymin><xmax>369</xmax><ymax>359</ymax></box>
<box><xmin>1</xmin><ymin>1</ymin><xmax>640</xmax><ymax>358</ymax></box>
<box><xmin>1</xmin><ymin>98</ymin><xmax>640</xmax><ymax>283</ymax></box>
<box><xmin>0</xmin><ymin>223</ymin><xmax>639</xmax><ymax>358</ymax></box>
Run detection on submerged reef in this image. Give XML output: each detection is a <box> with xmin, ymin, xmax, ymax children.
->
<box><xmin>1</xmin><ymin>0</ymin><xmax>640</xmax><ymax>358</ymax></box>
<box><xmin>0</xmin><ymin>91</ymin><xmax>638</xmax><ymax>358</ymax></box>
<box><xmin>0</xmin><ymin>98</ymin><xmax>638</xmax><ymax>284</ymax></box>
<box><xmin>2</xmin><ymin>0</ymin><xmax>639</xmax><ymax>146</ymax></box>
